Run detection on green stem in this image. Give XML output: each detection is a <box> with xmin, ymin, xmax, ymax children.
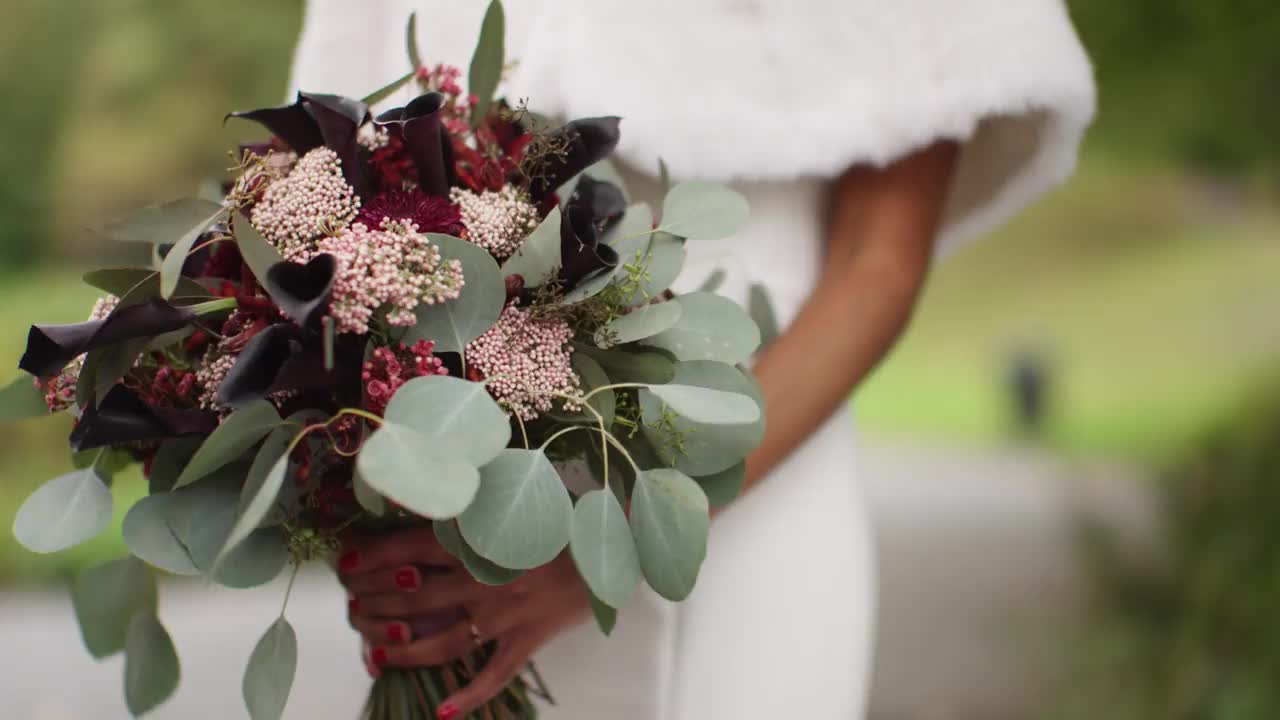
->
<box><xmin>186</xmin><ymin>297</ymin><xmax>238</xmax><ymax>316</ymax></box>
<box><xmin>581</xmin><ymin>382</ymin><xmax>648</xmax><ymax>403</ymax></box>
<box><xmin>279</xmin><ymin>562</ymin><xmax>300</xmax><ymax>617</ymax></box>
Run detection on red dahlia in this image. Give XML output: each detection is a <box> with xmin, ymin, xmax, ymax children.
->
<box><xmin>355</xmin><ymin>190</ymin><xmax>464</xmax><ymax>236</ymax></box>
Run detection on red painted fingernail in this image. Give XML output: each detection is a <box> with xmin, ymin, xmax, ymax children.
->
<box><xmin>438</xmin><ymin>703</ymin><xmax>459</xmax><ymax>720</ymax></box>
<box><xmin>387</xmin><ymin>623</ymin><xmax>407</xmax><ymax>643</ymax></box>
<box><xmin>348</xmin><ymin>598</ymin><xmax>360</xmax><ymax>615</ymax></box>
<box><xmin>394</xmin><ymin>566</ymin><xmax>420</xmax><ymax>591</ymax></box>
<box><xmin>339</xmin><ymin>551</ymin><xmax>360</xmax><ymax>572</ymax></box>
<box><xmin>371</xmin><ymin>647</ymin><xmax>388</xmax><ymax>667</ymax></box>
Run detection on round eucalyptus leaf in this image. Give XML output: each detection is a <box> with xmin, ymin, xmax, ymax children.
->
<box><xmin>404</xmin><ymin>234</ymin><xmax>505</xmax><ymax>353</ymax></box>
<box><xmin>243</xmin><ymin>617</ymin><xmax>297</xmax><ymax>720</ymax></box>
<box><xmin>148</xmin><ymin>437</ymin><xmax>202</xmax><ymax>493</ymax></box>
<box><xmin>72</xmin><ymin>557</ymin><xmax>156</xmax><ymax>659</ymax></box>
<box><xmin>13</xmin><ymin>466</ymin><xmax>113</xmax><ymax>554</ymax></box>
<box><xmin>640</xmin><ymin>360</ymin><xmax>765</xmax><ymax>476</ymax></box>
<box><xmin>546</xmin><ymin>353</ymin><xmax>614</xmax><ymax>426</ymax></box>
<box><xmin>179</xmin><ymin>479</ymin><xmax>288</xmax><ymax>589</ymax></box>
<box><xmin>694</xmin><ymin>462</ymin><xmax>746</xmax><ymax>507</ymax></box>
<box><xmin>641</xmin><ymin>383</ymin><xmax>760</xmax><ymax>425</ymax></box>
<box><xmin>643</xmin><ymin>292</ymin><xmax>760</xmax><ymax>364</ymax></box>
<box><xmin>630</xmin><ymin>468</ymin><xmax>710</xmax><ymax>601</ymax></box>
<box><xmin>659</xmin><ymin>181</ymin><xmax>749</xmax><ymax>241</ymax></box>
<box><xmin>459</xmin><ymin>449</ymin><xmax>572</xmax><ymax>569</ymax></box>
<box><xmin>575</xmin><ymin>345</ymin><xmax>675</xmax><ymax>385</ymax></box>
<box><xmin>0</xmin><ymin>375</ymin><xmax>52</xmax><ymax>421</ymax></box>
<box><xmin>123</xmin><ymin>493</ymin><xmax>200</xmax><ymax>575</ymax></box>
<box><xmin>432</xmin><ymin>520</ymin><xmax>522</xmax><ymax>585</ymax></box>
<box><xmin>357</xmin><ymin>423</ymin><xmax>481</xmax><ymax>519</ymax></box>
<box><xmin>570</xmin><ymin>489</ymin><xmax>641</xmax><ymax>608</ymax></box>
<box><xmin>595</xmin><ymin>301</ymin><xmax>683</xmax><ymax>349</ymax></box>
<box><xmin>173</xmin><ymin>399</ymin><xmax>282</xmax><ymax>489</ymax></box>
<box><xmin>209</xmin><ymin>529</ymin><xmax>290</xmax><ymax>589</ymax></box>
<box><xmin>125</xmin><ymin>611</ymin><xmax>181</xmax><ymax>717</ymax></box>
<box><xmin>216</xmin><ymin>435</ymin><xmax>292</xmax><ymax>568</ymax></box>
<box><xmin>499</xmin><ymin>206</ymin><xmax>561</xmax><ymax>286</ymax></box>
<box><xmin>384</xmin><ymin>375</ymin><xmax>511</xmax><ymax>467</ymax></box>
<box><xmin>617</xmin><ymin>232</ymin><xmax>685</xmax><ymax>307</ymax></box>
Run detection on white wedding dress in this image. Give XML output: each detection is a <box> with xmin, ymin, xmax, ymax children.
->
<box><xmin>289</xmin><ymin>2</ymin><xmax>1094</xmax><ymax>717</ymax></box>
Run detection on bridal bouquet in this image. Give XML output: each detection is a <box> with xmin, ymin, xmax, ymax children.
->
<box><xmin>6</xmin><ymin>2</ymin><xmax>763</xmax><ymax>718</ymax></box>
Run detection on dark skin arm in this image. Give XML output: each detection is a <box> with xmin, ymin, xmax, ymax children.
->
<box><xmin>341</xmin><ymin>141</ymin><xmax>960</xmax><ymax>718</ymax></box>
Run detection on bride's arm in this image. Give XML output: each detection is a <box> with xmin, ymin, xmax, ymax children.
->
<box><xmin>742</xmin><ymin>140</ymin><xmax>959</xmax><ymax>491</ymax></box>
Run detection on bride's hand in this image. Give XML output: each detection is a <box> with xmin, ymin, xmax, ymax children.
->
<box><xmin>338</xmin><ymin>527</ymin><xmax>590</xmax><ymax>717</ymax></box>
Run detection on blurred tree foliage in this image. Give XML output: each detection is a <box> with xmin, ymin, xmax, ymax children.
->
<box><xmin>0</xmin><ymin>0</ymin><xmax>303</xmax><ymax>268</ymax></box>
<box><xmin>1070</xmin><ymin>0</ymin><xmax>1280</xmax><ymax>175</ymax></box>
<box><xmin>1056</xmin><ymin>381</ymin><xmax>1280</xmax><ymax>719</ymax></box>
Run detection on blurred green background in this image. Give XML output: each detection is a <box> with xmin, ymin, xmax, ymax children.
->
<box><xmin>0</xmin><ymin>1</ymin><xmax>1277</xmax><ymax>715</ymax></box>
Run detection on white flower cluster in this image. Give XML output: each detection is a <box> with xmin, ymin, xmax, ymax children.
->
<box><xmin>302</xmin><ymin>219</ymin><xmax>465</xmax><ymax>335</ymax></box>
<box><xmin>466</xmin><ymin>303</ymin><xmax>581</xmax><ymax>421</ymax></box>
<box><xmin>250</xmin><ymin>147</ymin><xmax>361</xmax><ymax>259</ymax></box>
<box><xmin>450</xmin><ymin>185</ymin><xmax>540</xmax><ymax>259</ymax></box>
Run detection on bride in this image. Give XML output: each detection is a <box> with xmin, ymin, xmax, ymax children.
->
<box><xmin>292</xmin><ymin>1</ymin><xmax>1095</xmax><ymax>717</ymax></box>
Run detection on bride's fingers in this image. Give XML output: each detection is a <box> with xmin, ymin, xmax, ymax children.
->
<box><xmin>336</xmin><ymin>527</ymin><xmax>456</xmax><ymax>575</ymax></box>
<box><xmin>369</xmin><ymin>608</ymin><xmax>520</xmax><ymax>669</ymax></box>
<box><xmin>354</xmin><ymin>577</ymin><xmax>490</xmax><ymax>618</ymax></box>
<box><xmin>436</xmin><ymin>631</ymin><xmax>539</xmax><ymax>719</ymax></box>
<box><xmin>350</xmin><ymin>605</ymin><xmax>468</xmax><ymax>646</ymax></box>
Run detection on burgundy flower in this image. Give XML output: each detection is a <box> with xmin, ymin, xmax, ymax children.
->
<box><xmin>355</xmin><ymin>190</ymin><xmax>463</xmax><ymax>236</ymax></box>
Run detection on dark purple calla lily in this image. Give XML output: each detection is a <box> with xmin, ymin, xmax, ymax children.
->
<box><xmin>559</xmin><ymin>205</ymin><xmax>619</xmax><ymax>290</ymax></box>
<box><xmin>528</xmin><ymin>117</ymin><xmax>622</xmax><ymax>200</ymax></box>
<box><xmin>70</xmin><ymin>385</ymin><xmax>217</xmax><ymax>452</ymax></box>
<box><xmin>568</xmin><ymin>175</ymin><xmax>627</xmax><ymax>230</ymax></box>
<box><xmin>20</xmin><ymin>300</ymin><xmax>197</xmax><ymax>379</ymax></box>
<box><xmin>227</xmin><ymin>92</ymin><xmax>371</xmax><ymax>196</ymax></box>
<box><xmin>265</xmin><ymin>254</ymin><xmax>336</xmax><ymax>329</ymax></box>
<box><xmin>216</xmin><ymin>324</ymin><xmax>305</xmax><ymax>409</ymax></box>
<box><xmin>375</xmin><ymin>93</ymin><xmax>454</xmax><ymax>197</ymax></box>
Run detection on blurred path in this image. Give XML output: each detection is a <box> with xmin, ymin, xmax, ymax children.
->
<box><xmin>2</xmin><ymin>444</ymin><xmax>1151</xmax><ymax>720</ymax></box>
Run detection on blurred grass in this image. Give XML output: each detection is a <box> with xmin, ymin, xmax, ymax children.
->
<box><xmin>855</xmin><ymin>153</ymin><xmax>1280</xmax><ymax>459</ymax></box>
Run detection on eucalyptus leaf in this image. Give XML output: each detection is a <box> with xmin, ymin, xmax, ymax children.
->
<box><xmin>124</xmin><ymin>611</ymin><xmax>181</xmax><ymax>717</ymax></box>
<box><xmin>630</xmin><ymin>468</ymin><xmax>710</xmax><ymax>601</ymax></box>
<box><xmin>90</xmin><ymin>336</ymin><xmax>149</xmax><ymax>401</ymax></box>
<box><xmin>159</xmin><ymin>206</ymin><xmax>225</xmax><ymax>299</ymax></box>
<box><xmin>546</xmin><ymin>353</ymin><xmax>614</xmax><ymax>426</ymax></box>
<box><xmin>362</xmin><ymin>70</ymin><xmax>415</xmax><ymax>107</ymax></box>
<box><xmin>748</xmin><ymin>283</ymin><xmax>780</xmax><ymax>346</ymax></box>
<box><xmin>459</xmin><ymin>449</ymin><xmax>572</xmax><ymax>570</ymax></box>
<box><xmin>234</xmin><ymin>212</ymin><xmax>284</xmax><ymax>285</ymax></box>
<box><xmin>173</xmin><ymin>399</ymin><xmax>281</xmax><ymax>489</ymax></box>
<box><xmin>13</xmin><ymin>465</ymin><xmax>113</xmax><ymax>553</ymax></box>
<box><xmin>72</xmin><ymin>556</ymin><xmax>156</xmax><ymax>659</ymax></box>
<box><xmin>644</xmin><ymin>292</ymin><xmax>760</xmax><ymax>364</ymax></box>
<box><xmin>659</xmin><ymin>181</ymin><xmax>749</xmax><ymax>241</ymax></box>
<box><xmin>468</xmin><ymin>0</ymin><xmax>505</xmax><ymax>124</ymax></box>
<box><xmin>0</xmin><ymin>375</ymin><xmax>48</xmax><ymax>421</ymax></box>
<box><xmin>640</xmin><ymin>360</ymin><xmax>765</xmax><ymax>476</ymax></box>
<box><xmin>499</xmin><ymin>206</ymin><xmax>561</xmax><ymax>287</ymax></box>
<box><xmin>82</xmin><ymin>268</ymin><xmax>213</xmax><ymax>302</ymax></box>
<box><xmin>99</xmin><ymin>197</ymin><xmax>222</xmax><ymax>245</ymax></box>
<box><xmin>243</xmin><ymin>618</ymin><xmax>297</xmax><ymax>720</ymax></box>
<box><xmin>698</xmin><ymin>268</ymin><xmax>726</xmax><ymax>293</ymax></box>
<box><xmin>123</xmin><ymin>493</ymin><xmax>201</xmax><ymax>575</ymax></box>
<box><xmin>404</xmin><ymin>234</ymin><xmax>505</xmax><ymax>353</ymax></box>
<box><xmin>433</xmin><ymin>519</ymin><xmax>522</xmax><ymax>585</ymax></box>
<box><xmin>570</xmin><ymin>489</ymin><xmax>641</xmax><ymax>608</ymax></box>
<box><xmin>595</xmin><ymin>301</ymin><xmax>683</xmax><ymax>349</ymax></box>
<box><xmin>694</xmin><ymin>462</ymin><xmax>746</xmax><ymax>507</ymax></box>
<box><xmin>573</xmin><ymin>345</ymin><xmax>675</xmax><ymax>385</ymax></box>
<box><xmin>641</xmin><ymin>383</ymin><xmax>760</xmax><ymax>425</ymax></box>
<box><xmin>214</xmin><ymin>447</ymin><xmax>290</xmax><ymax>571</ymax></box>
<box><xmin>177</xmin><ymin>475</ymin><xmax>289</xmax><ymax>589</ymax></box>
<box><xmin>617</xmin><ymin>233</ymin><xmax>685</xmax><ymax>307</ymax></box>
<box><xmin>357</xmin><ymin>423</ymin><xmax>480</xmax><ymax>519</ymax></box>
<box><xmin>589</xmin><ymin>592</ymin><xmax>618</xmax><ymax>636</ymax></box>
<box><xmin>148</xmin><ymin>437</ymin><xmax>202</xmax><ymax>493</ymax></box>
<box><xmin>383</xmin><ymin>375</ymin><xmax>511</xmax><ymax>467</ymax></box>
